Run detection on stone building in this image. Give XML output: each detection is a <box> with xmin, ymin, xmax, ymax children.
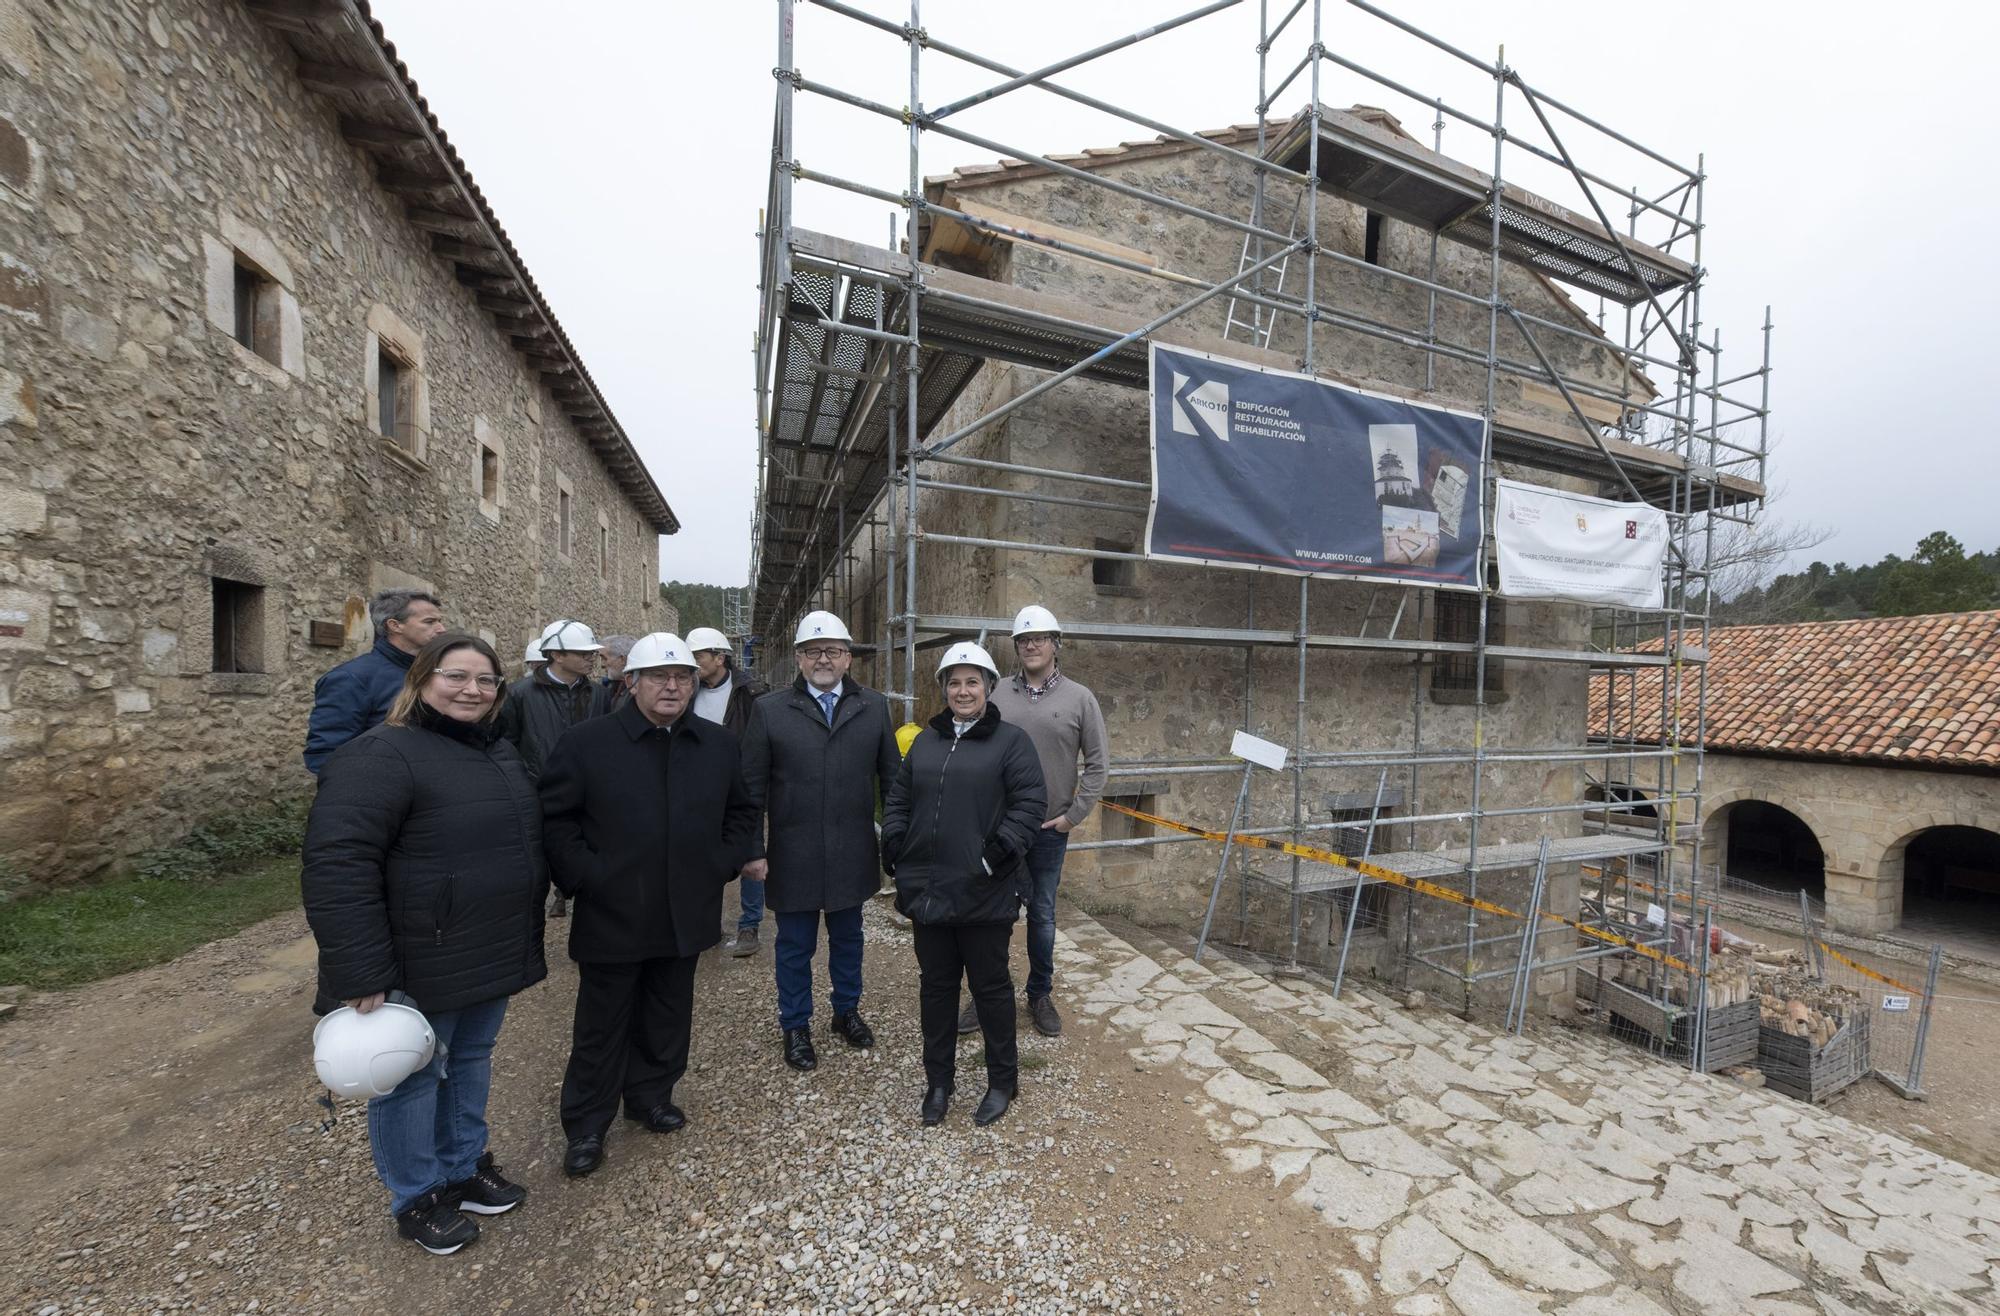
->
<box><xmin>756</xmin><ymin>109</ymin><xmax>1762</xmax><ymax>1002</ymax></box>
<box><xmin>1595</xmin><ymin>611</ymin><xmax>2000</xmax><ymax>942</ymax></box>
<box><xmin>0</xmin><ymin>0</ymin><xmax>676</xmax><ymax>889</ymax></box>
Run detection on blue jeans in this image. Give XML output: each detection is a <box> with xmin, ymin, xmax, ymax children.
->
<box><xmin>1024</xmin><ymin>829</ymin><xmax>1071</xmax><ymax>1000</ymax></box>
<box><xmin>738</xmin><ymin>875</ymin><xmax>766</xmax><ymax>932</ymax></box>
<box><xmin>774</xmin><ymin>904</ymin><xmax>863</xmax><ymax>1030</ymax></box>
<box><xmin>365</xmin><ymin>995</ymin><xmax>508</xmax><ymax>1217</ymax></box>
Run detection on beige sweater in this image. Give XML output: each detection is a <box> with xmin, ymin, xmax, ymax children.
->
<box><xmin>990</xmin><ymin>673</ymin><xmax>1109</xmax><ymax>828</ymax></box>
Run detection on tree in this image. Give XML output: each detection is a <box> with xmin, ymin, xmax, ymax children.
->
<box><xmin>1873</xmin><ymin>532</ymin><xmax>1996</xmax><ymax>617</ymax></box>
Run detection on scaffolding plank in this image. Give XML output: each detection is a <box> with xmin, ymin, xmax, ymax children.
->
<box><xmin>1264</xmin><ymin>106</ymin><xmax>1695</xmax><ymax>307</ymax></box>
<box><xmin>1288</xmin><ymin>833</ymin><xmax>1668</xmax><ymax>894</ymax></box>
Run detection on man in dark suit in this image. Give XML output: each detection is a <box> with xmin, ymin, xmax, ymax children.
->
<box><xmin>539</xmin><ymin>632</ymin><xmax>759</xmax><ymax>1178</ymax></box>
<box><xmin>738</xmin><ymin>611</ymin><xmax>902</xmax><ymax>1073</ymax></box>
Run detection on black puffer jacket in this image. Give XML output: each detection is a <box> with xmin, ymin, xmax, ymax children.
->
<box><xmin>496</xmin><ymin>669</ymin><xmax>610</xmax><ymax>779</ymax></box>
<box><xmin>302</xmin><ymin>704</ymin><xmax>549</xmax><ymax>1015</ymax></box>
<box><xmin>881</xmin><ymin>704</ymin><xmax>1047</xmax><ymax>926</ymax></box>
<box><xmin>540</xmin><ymin>700</ymin><xmax>762</xmax><ymax>962</ymax></box>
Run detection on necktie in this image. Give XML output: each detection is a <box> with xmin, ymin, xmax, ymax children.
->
<box><xmin>818</xmin><ymin>690</ymin><xmax>837</xmax><ymax>727</ymax></box>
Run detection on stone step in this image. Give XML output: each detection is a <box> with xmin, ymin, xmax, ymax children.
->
<box><xmin>1057</xmin><ymin>912</ymin><xmax>2000</xmax><ymax>1316</ymax></box>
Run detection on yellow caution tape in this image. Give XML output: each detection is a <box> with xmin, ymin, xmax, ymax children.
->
<box><xmin>1815</xmin><ymin>942</ymin><xmax>1923</xmax><ymax>999</ymax></box>
<box><xmin>1098</xmin><ymin>800</ymin><xmax>1697</xmax><ymax>974</ymax></box>
<box><xmin>1581</xmin><ymin>868</ymin><xmax>1926</xmax><ymax>999</ymax></box>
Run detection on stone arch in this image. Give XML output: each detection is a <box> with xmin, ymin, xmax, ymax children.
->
<box><xmin>1872</xmin><ymin>812</ymin><xmax>2000</xmax><ymax>930</ymax></box>
<box><xmin>1698</xmin><ymin>787</ymin><xmax>1844</xmax><ymax>879</ymax></box>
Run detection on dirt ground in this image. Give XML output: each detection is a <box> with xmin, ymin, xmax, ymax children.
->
<box><xmin>0</xmin><ymin>904</ymin><xmax>1349</xmax><ymax>1315</ymax></box>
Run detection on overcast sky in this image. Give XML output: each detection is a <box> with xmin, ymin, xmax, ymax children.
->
<box><xmin>372</xmin><ymin>1</ymin><xmax>2000</xmax><ymax>587</ymax></box>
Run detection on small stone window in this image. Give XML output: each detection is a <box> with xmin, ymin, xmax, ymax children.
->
<box><xmin>377</xmin><ymin>343</ymin><xmax>415</xmax><ymax>447</ymax></box>
<box><xmin>1099</xmin><ymin>792</ymin><xmax>1157</xmax><ymax>842</ymax></box>
<box><xmin>203</xmin><ymin>214</ymin><xmax>301</xmax><ymax>379</ymax></box>
<box><xmin>597</xmin><ymin>511</ymin><xmax>611</xmax><ymax>580</ymax></box>
<box><xmin>231</xmin><ymin>258</ymin><xmax>283</xmax><ymax>365</ymax></box>
<box><xmin>211</xmin><ymin>577</ymin><xmax>266</xmax><ymax>674</ymax></box>
<box><xmin>557</xmin><ymin>481</ymin><xmax>574</xmax><ymax>559</ymax></box>
<box><xmin>1364</xmin><ymin>211</ymin><xmax>1385</xmax><ymax>266</ymax></box>
<box><xmin>1431</xmin><ymin>585</ymin><xmax>1507</xmax><ymax>701</ymax></box>
<box><xmin>1093</xmin><ymin>538</ymin><xmax>1139</xmax><ymax>594</ymax></box>
<box><xmin>480</xmin><ymin>444</ymin><xmax>500</xmax><ymax>502</ymax></box>
<box><xmin>365</xmin><ymin>303</ymin><xmax>429</xmax><ymax>465</ymax></box>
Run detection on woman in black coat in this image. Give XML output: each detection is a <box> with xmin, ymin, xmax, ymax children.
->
<box><xmin>303</xmin><ymin>633</ymin><xmax>547</xmax><ymax>1257</ymax></box>
<box><xmin>881</xmin><ymin>642</ymin><xmax>1047</xmax><ymax>1129</ymax></box>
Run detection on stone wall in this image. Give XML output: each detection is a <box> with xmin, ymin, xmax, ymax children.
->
<box><xmin>821</xmin><ymin>127</ymin><xmax>1656</xmax><ymax>1004</ymax></box>
<box><xmin>1687</xmin><ymin>752</ymin><xmax>2000</xmax><ymax>934</ymax></box>
<box><xmin>0</xmin><ymin>0</ymin><xmax>667</xmax><ymax>889</ymax></box>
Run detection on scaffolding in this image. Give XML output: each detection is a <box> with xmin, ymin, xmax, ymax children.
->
<box><xmin>750</xmin><ymin>0</ymin><xmax>1772</xmax><ymax>1033</ymax></box>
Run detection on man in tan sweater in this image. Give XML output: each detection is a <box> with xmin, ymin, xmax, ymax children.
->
<box><xmin>970</xmin><ymin>605</ymin><xmax>1109</xmax><ymax>1037</ymax></box>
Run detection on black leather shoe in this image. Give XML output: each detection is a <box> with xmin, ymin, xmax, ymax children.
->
<box><xmin>920</xmin><ymin>1086</ymin><xmax>951</xmax><ymax>1127</ymax></box>
<box><xmin>973</xmin><ymin>1086</ymin><xmax>1014</xmax><ymax>1127</ymax></box>
<box><xmin>624</xmin><ymin>1102</ymin><xmax>686</xmax><ymax>1134</ymax></box>
<box><xmin>562</xmin><ymin>1135</ymin><xmax>604</xmax><ymax>1178</ymax></box>
<box><xmin>830</xmin><ymin>1010</ymin><xmax>875</xmax><ymax>1049</ymax></box>
<box><xmin>783</xmin><ymin>1026</ymin><xmax>818</xmax><ymax>1072</ymax></box>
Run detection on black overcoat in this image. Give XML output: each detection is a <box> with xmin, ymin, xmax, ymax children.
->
<box><xmin>739</xmin><ymin>676</ymin><xmax>903</xmax><ymax>914</ymax></box>
<box><xmin>301</xmin><ymin>708</ymin><xmax>549</xmax><ymax>1015</ymax></box>
<box><xmin>880</xmin><ymin>704</ymin><xmax>1047</xmax><ymax>926</ymax></box>
<box><xmin>539</xmin><ymin>700</ymin><xmax>760</xmax><ymax>962</ymax></box>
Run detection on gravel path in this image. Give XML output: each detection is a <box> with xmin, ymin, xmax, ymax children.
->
<box><xmin>1</xmin><ymin>899</ymin><xmax>1334</xmax><ymax>1315</ymax></box>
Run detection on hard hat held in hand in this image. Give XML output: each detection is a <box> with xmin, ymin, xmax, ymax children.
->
<box><xmin>793</xmin><ymin>611</ymin><xmax>852</xmax><ymax>648</ymax></box>
<box><xmin>685</xmin><ymin>626</ymin><xmax>731</xmax><ymax>654</ymax></box>
<box><xmin>313</xmin><ymin>1001</ymin><xmax>436</xmax><ymax>1100</ymax></box>
<box><xmin>1011</xmin><ymin>605</ymin><xmax>1061</xmax><ymax>638</ymax></box>
<box><xmin>935</xmin><ymin>641</ymin><xmax>999</xmax><ymax>683</ymax></box>
<box><xmin>624</xmin><ymin>632</ymin><xmax>697</xmax><ymax>673</ymax></box>
<box><xmin>537</xmin><ymin>619</ymin><xmax>603</xmax><ymax>653</ymax></box>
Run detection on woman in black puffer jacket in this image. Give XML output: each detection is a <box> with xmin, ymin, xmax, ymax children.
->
<box><xmin>303</xmin><ymin>632</ymin><xmax>547</xmax><ymax>1256</ymax></box>
<box><xmin>881</xmin><ymin>642</ymin><xmax>1046</xmax><ymax>1130</ymax></box>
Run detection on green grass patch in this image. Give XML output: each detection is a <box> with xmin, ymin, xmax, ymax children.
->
<box><xmin>0</xmin><ymin>856</ymin><xmax>302</xmax><ymax>990</ymax></box>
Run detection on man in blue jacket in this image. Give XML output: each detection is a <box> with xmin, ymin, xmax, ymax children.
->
<box><xmin>302</xmin><ymin>589</ymin><xmax>445</xmax><ymax>776</ymax></box>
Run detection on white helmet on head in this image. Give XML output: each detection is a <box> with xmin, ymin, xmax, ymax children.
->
<box><xmin>624</xmin><ymin>632</ymin><xmax>697</xmax><ymax>674</ymax></box>
<box><xmin>936</xmin><ymin>641</ymin><xmax>1000</xmax><ymax>684</ymax></box>
<box><xmin>522</xmin><ymin>638</ymin><xmax>544</xmax><ymax>664</ymax></box>
<box><xmin>685</xmin><ymin>626</ymin><xmax>732</xmax><ymax>654</ymax></box>
<box><xmin>794</xmin><ymin>611</ymin><xmax>852</xmax><ymax>648</ymax></box>
<box><xmin>538</xmin><ymin>618</ymin><xmax>602</xmax><ymax>653</ymax></box>
<box><xmin>313</xmin><ymin>1001</ymin><xmax>436</xmax><ymax>1100</ymax></box>
<box><xmin>1011</xmin><ymin>605</ymin><xmax>1061</xmax><ymax>638</ymax></box>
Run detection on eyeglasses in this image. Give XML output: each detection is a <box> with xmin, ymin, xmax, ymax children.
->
<box><xmin>799</xmin><ymin>646</ymin><xmax>848</xmax><ymax>661</ymax></box>
<box><xmin>434</xmin><ymin>670</ymin><xmax>501</xmax><ymax>691</ymax></box>
<box><xmin>1015</xmin><ymin>635</ymin><xmax>1055</xmax><ymax>648</ymax></box>
<box><xmin>635</xmin><ymin>669</ymin><xmax>695</xmax><ymax>687</ymax></box>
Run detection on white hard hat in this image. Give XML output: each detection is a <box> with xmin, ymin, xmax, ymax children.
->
<box><xmin>685</xmin><ymin>627</ymin><xmax>732</xmax><ymax>654</ymax></box>
<box><xmin>624</xmin><ymin>631</ymin><xmax>697</xmax><ymax>673</ymax></box>
<box><xmin>936</xmin><ymin>641</ymin><xmax>1000</xmax><ymax>683</ymax></box>
<box><xmin>794</xmin><ymin>611</ymin><xmax>853</xmax><ymax>648</ymax></box>
<box><xmin>538</xmin><ymin>619</ymin><xmax>602</xmax><ymax>653</ymax></box>
<box><xmin>312</xmin><ymin>1001</ymin><xmax>436</xmax><ymax>1100</ymax></box>
<box><xmin>522</xmin><ymin>639</ymin><xmax>544</xmax><ymax>663</ymax></box>
<box><xmin>1011</xmin><ymin>605</ymin><xmax>1061</xmax><ymax>638</ymax></box>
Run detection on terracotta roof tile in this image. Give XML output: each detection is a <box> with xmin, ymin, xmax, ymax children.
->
<box><xmin>1589</xmin><ymin>610</ymin><xmax>2000</xmax><ymax>772</ymax></box>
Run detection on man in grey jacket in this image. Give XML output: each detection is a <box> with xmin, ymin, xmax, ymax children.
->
<box><xmin>980</xmin><ymin>605</ymin><xmax>1108</xmax><ymax>1037</ymax></box>
<box><xmin>738</xmin><ymin>611</ymin><xmax>903</xmax><ymax>1073</ymax></box>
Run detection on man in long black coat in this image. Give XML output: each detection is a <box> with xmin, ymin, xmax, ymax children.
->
<box><xmin>539</xmin><ymin>633</ymin><xmax>758</xmax><ymax>1178</ymax></box>
<box><xmin>738</xmin><ymin>610</ymin><xmax>902</xmax><ymax>1073</ymax></box>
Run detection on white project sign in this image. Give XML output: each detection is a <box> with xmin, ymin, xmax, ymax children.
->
<box><xmin>1494</xmin><ymin>478</ymin><xmax>1669</xmax><ymax>608</ymax></box>
<box><xmin>1230</xmin><ymin>730</ymin><xmax>1289</xmax><ymax>772</ymax></box>
<box><xmin>1881</xmin><ymin>995</ymin><xmax>1912</xmax><ymax>1012</ymax></box>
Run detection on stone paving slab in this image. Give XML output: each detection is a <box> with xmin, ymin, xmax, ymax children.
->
<box><xmin>1057</xmin><ymin>915</ymin><xmax>2000</xmax><ymax>1316</ymax></box>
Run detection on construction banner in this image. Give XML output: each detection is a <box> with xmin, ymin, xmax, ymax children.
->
<box><xmin>1493</xmin><ymin>478</ymin><xmax>1668</xmax><ymax>608</ymax></box>
<box><xmin>1146</xmin><ymin>344</ymin><xmax>1486</xmax><ymax>588</ymax></box>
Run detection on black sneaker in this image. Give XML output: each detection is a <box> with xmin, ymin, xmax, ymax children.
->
<box><xmin>395</xmin><ymin>1190</ymin><xmax>479</xmax><ymax>1255</ymax></box>
<box><xmin>446</xmin><ymin>1152</ymin><xmax>527</xmax><ymax>1216</ymax></box>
